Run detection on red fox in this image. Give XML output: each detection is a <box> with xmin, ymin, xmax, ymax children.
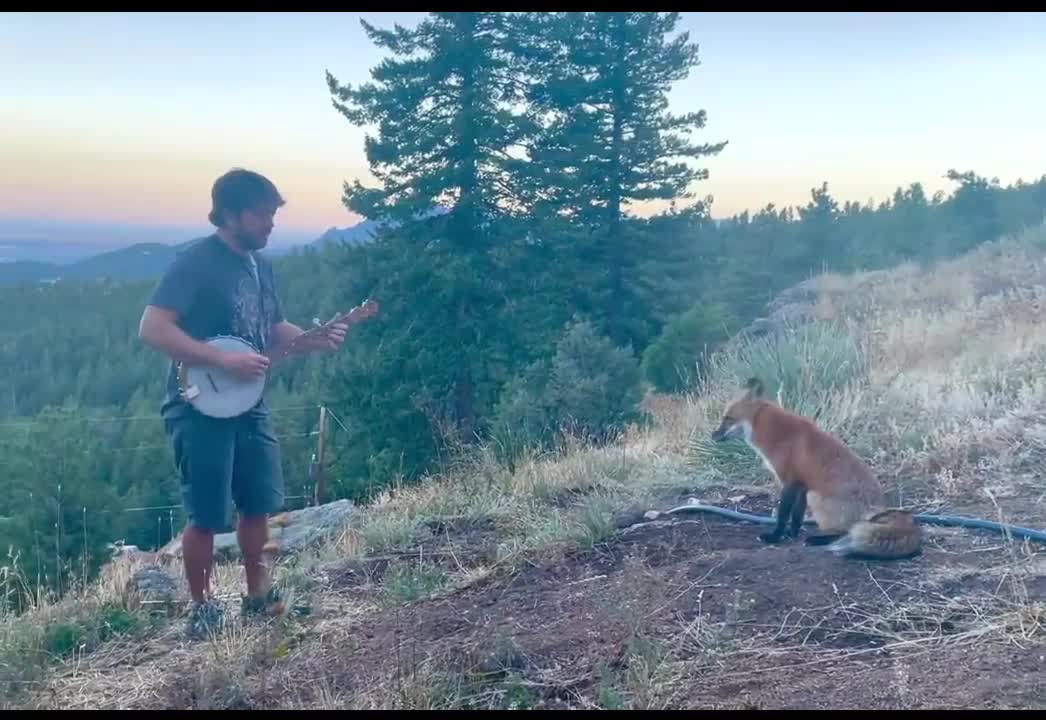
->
<box><xmin>711</xmin><ymin>377</ymin><xmax>921</xmax><ymax>560</ymax></box>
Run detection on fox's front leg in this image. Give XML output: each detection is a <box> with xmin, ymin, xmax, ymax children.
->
<box><xmin>789</xmin><ymin>487</ymin><xmax>807</xmax><ymax>538</ymax></box>
<box><xmin>761</xmin><ymin>482</ymin><xmax>803</xmax><ymax>544</ymax></box>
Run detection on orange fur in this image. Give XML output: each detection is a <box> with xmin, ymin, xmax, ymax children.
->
<box><xmin>829</xmin><ymin>509</ymin><xmax>922</xmax><ymax>560</ymax></box>
<box><xmin>712</xmin><ymin>378</ymin><xmax>921</xmax><ymax>559</ymax></box>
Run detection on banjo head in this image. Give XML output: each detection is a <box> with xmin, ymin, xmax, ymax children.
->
<box><xmin>179</xmin><ymin>336</ymin><xmax>265</xmax><ymax>418</ymax></box>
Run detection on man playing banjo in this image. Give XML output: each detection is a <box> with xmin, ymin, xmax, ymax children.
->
<box><xmin>139</xmin><ymin>168</ymin><xmax>363</xmax><ymax>639</ymax></box>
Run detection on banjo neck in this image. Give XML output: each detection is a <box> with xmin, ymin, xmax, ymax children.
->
<box><xmin>262</xmin><ymin>298</ymin><xmax>379</xmax><ymax>365</ymax></box>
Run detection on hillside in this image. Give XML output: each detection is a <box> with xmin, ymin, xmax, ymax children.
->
<box><xmin>5</xmin><ymin>224</ymin><xmax>1046</xmax><ymax>710</ymax></box>
<box><xmin>0</xmin><ymin>241</ymin><xmax>186</xmax><ymax>285</ymax></box>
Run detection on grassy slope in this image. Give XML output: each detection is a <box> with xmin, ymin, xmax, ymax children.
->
<box><xmin>5</xmin><ymin>224</ymin><xmax>1046</xmax><ymax>709</ymax></box>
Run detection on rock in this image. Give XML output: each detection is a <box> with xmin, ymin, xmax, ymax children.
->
<box><xmin>106</xmin><ymin>541</ymin><xmax>143</xmax><ymax>557</ymax></box>
<box><xmin>129</xmin><ymin>564</ymin><xmax>179</xmax><ymax>605</ymax></box>
<box><xmin>731</xmin><ymin>275</ymin><xmax>827</xmax><ymax>342</ymax></box>
<box><xmin>736</xmin><ymin>316</ymin><xmax>781</xmax><ymax>339</ymax></box>
<box><xmin>161</xmin><ymin>499</ymin><xmax>356</xmax><ymax>561</ymax></box>
<box><xmin>765</xmin><ymin>278</ymin><xmax>820</xmax><ymax>313</ymax></box>
<box><xmin>611</xmin><ymin>509</ymin><xmax>653</xmax><ymax>529</ymax></box>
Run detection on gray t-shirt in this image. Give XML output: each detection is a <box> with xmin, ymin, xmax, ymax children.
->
<box><xmin>147</xmin><ymin>234</ymin><xmax>285</xmax><ymax>419</ymax></box>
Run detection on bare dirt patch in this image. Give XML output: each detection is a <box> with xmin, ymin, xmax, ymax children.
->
<box><xmin>28</xmin><ymin>506</ymin><xmax>1046</xmax><ymax>710</ymax></box>
<box><xmin>321</xmin><ymin>513</ymin><xmax>1044</xmax><ymax>709</ymax></box>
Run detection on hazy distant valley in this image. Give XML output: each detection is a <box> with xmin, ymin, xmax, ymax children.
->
<box><xmin>0</xmin><ymin>217</ymin><xmax>383</xmax><ymax>285</ymax></box>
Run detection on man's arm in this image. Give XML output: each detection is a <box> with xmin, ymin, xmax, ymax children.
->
<box><xmin>140</xmin><ymin>306</ymin><xmax>269</xmax><ymax>379</ymax></box>
<box><xmin>263</xmin><ymin>265</ymin><xmax>353</xmax><ymax>361</ymax></box>
<box><xmin>267</xmin><ymin>318</ymin><xmax>351</xmax><ymax>360</ymax></box>
<box><xmin>139</xmin><ymin>251</ymin><xmax>230</xmax><ymax>367</ymax></box>
<box><xmin>138</xmin><ymin>305</ymin><xmax>229</xmax><ymax>367</ymax></box>
<box><xmin>139</xmin><ymin>249</ymin><xmax>266</xmax><ymax>378</ymax></box>
<box><xmin>262</xmin><ymin>261</ymin><xmax>310</xmax><ymax>359</ymax></box>
<box><xmin>268</xmin><ymin>320</ymin><xmax>310</xmax><ymax>358</ymax></box>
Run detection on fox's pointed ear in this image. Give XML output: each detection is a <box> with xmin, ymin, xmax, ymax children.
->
<box><xmin>744</xmin><ymin>377</ymin><xmax>764</xmax><ymax>398</ymax></box>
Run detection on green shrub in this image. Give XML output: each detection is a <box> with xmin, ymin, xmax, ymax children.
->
<box><xmin>491</xmin><ymin>319</ymin><xmax>644</xmax><ymax>465</ymax></box>
<box><xmin>688</xmin><ymin>319</ymin><xmax>868</xmax><ymax>480</ymax></box>
<box><xmin>641</xmin><ymin>301</ymin><xmax>740</xmax><ymax>392</ymax></box>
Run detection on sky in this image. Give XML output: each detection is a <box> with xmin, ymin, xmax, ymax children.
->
<box><xmin>3</xmin><ymin>11</ymin><xmax>1046</xmax><ymax>247</ymax></box>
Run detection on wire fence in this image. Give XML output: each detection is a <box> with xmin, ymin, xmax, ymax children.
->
<box><xmin>0</xmin><ymin>404</ymin><xmax>338</xmax><ymax>602</ymax></box>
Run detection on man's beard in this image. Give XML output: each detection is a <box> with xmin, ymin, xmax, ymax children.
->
<box><xmin>235</xmin><ymin>229</ymin><xmax>268</xmax><ymax>251</ymax></box>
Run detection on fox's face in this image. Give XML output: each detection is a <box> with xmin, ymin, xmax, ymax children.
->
<box><xmin>711</xmin><ymin>377</ymin><xmax>765</xmax><ymax>442</ymax></box>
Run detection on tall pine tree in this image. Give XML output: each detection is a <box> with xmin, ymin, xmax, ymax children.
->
<box><xmin>521</xmin><ymin>11</ymin><xmax>727</xmax><ymax>350</ymax></box>
<box><xmin>324</xmin><ymin>12</ymin><xmax>534</xmax><ymax>481</ymax></box>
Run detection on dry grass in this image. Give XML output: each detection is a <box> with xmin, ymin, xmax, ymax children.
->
<box><xmin>320</xmin><ymin>427</ymin><xmax>694</xmax><ymax>577</ymax></box>
<box><xmin>1</xmin><ymin>575</ymin><xmax>154</xmax><ymax>705</ymax></box>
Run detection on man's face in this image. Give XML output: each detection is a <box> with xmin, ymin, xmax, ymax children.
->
<box><xmin>229</xmin><ymin>205</ymin><xmax>278</xmax><ymax>251</ymax></box>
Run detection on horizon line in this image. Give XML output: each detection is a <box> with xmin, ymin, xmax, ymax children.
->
<box><xmin>4</xmin><ymin>165</ymin><xmax>1045</xmax><ymax>246</ymax></box>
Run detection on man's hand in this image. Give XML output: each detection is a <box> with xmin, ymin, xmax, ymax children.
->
<box><xmin>269</xmin><ymin>320</ymin><xmax>343</xmax><ymax>358</ymax></box>
<box><xmin>289</xmin><ymin>321</ymin><xmax>348</xmax><ymax>354</ymax></box>
<box><xmin>219</xmin><ymin>351</ymin><xmax>270</xmax><ymax>379</ymax></box>
<box><xmin>270</xmin><ymin>299</ymin><xmax>377</xmax><ymax>359</ymax></box>
<box><xmin>317</xmin><ymin>319</ymin><xmax>348</xmax><ymax>352</ymax></box>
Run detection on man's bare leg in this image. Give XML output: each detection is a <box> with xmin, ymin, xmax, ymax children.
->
<box><xmin>238</xmin><ymin>514</ymin><xmax>272</xmax><ymax>598</ymax></box>
<box><xmin>182</xmin><ymin>525</ymin><xmax>215</xmax><ymax>602</ymax></box>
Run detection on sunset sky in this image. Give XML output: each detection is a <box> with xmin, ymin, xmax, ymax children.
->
<box><xmin>3</xmin><ymin>12</ymin><xmax>1045</xmax><ymax>246</ymax></box>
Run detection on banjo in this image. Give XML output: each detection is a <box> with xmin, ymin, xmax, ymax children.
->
<box><xmin>177</xmin><ymin>298</ymin><xmax>379</xmax><ymax>418</ymax></box>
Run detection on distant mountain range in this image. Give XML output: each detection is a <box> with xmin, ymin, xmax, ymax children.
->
<box><xmin>0</xmin><ymin>216</ymin><xmax>391</xmax><ymax>287</ymax></box>
<box><xmin>310</xmin><ymin>218</ymin><xmax>383</xmax><ymax>249</ymax></box>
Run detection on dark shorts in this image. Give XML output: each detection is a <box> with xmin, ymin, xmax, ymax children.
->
<box><xmin>164</xmin><ymin>409</ymin><xmax>285</xmax><ymax>533</ymax></box>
